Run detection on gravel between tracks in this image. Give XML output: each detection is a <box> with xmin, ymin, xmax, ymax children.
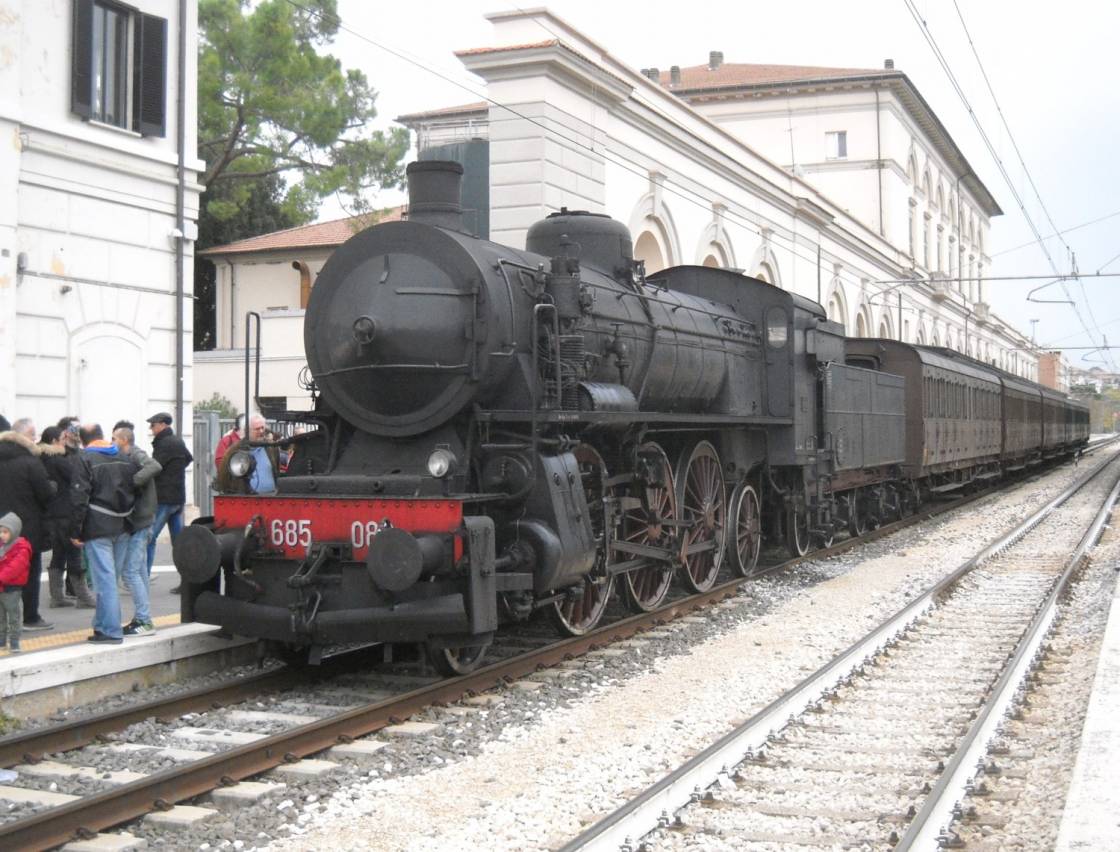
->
<box><xmin>260</xmin><ymin>457</ymin><xmax>1111</xmax><ymax>852</ymax></box>
<box><xmin>954</xmin><ymin>519</ymin><xmax>1120</xmax><ymax>851</ymax></box>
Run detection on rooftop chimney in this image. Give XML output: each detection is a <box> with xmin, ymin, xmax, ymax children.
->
<box><xmin>648</xmin><ymin>66</ymin><xmax>660</xmax><ymax>81</ymax></box>
<box><xmin>670</xmin><ymin>65</ymin><xmax>681</xmax><ymax>86</ymax></box>
<box><xmin>709</xmin><ymin>50</ymin><xmax>724</xmax><ymax>70</ymax></box>
<box><xmin>406</xmin><ymin>160</ymin><xmax>463</xmax><ymax>232</ymax></box>
<box><xmin>884</xmin><ymin>58</ymin><xmax>895</xmax><ymax>69</ymax></box>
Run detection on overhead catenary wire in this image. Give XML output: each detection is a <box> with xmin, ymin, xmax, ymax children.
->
<box><xmin>989</xmin><ymin>207</ymin><xmax>1120</xmax><ymax>258</ymax></box>
<box><xmin>281</xmin><ymin>0</ymin><xmax>1042</xmax><ymax>356</ymax></box>
<box><xmin>904</xmin><ymin>0</ymin><xmax>1113</xmax><ymax>369</ymax></box>
<box><xmin>950</xmin><ymin>0</ymin><xmax>1112</xmax><ymax>367</ymax></box>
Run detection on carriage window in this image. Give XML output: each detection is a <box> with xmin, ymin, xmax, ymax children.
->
<box><xmin>766</xmin><ymin>307</ymin><xmax>788</xmax><ymax>348</ymax></box>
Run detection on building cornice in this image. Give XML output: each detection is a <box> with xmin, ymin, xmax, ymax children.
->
<box><xmin>673</xmin><ymin>72</ymin><xmax>1002</xmax><ymax>218</ymax></box>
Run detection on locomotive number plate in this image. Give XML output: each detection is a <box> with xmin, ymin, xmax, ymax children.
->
<box><xmin>214</xmin><ymin>496</ymin><xmax>463</xmax><ymax>559</ymax></box>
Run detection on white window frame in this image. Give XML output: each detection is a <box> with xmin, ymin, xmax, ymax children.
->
<box><xmin>825</xmin><ymin>130</ymin><xmax>848</xmax><ymax>160</ymax></box>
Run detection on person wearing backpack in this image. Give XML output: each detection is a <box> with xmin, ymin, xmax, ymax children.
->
<box><xmin>70</xmin><ymin>424</ymin><xmax>142</xmax><ymax>644</ymax></box>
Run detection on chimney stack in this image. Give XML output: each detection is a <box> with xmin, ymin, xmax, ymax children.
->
<box><xmin>406</xmin><ymin>160</ymin><xmax>463</xmax><ymax>232</ymax></box>
<box><xmin>648</xmin><ymin>66</ymin><xmax>660</xmax><ymax>81</ymax></box>
<box><xmin>670</xmin><ymin>65</ymin><xmax>681</xmax><ymax>86</ymax></box>
<box><xmin>709</xmin><ymin>50</ymin><xmax>724</xmax><ymax>70</ymax></box>
<box><xmin>884</xmin><ymin>58</ymin><xmax>895</xmax><ymax>69</ymax></box>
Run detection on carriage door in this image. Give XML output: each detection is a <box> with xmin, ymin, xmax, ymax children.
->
<box><xmin>765</xmin><ymin>306</ymin><xmax>791</xmax><ymax>417</ymax></box>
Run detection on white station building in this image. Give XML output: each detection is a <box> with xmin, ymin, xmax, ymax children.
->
<box><xmin>0</xmin><ymin>0</ymin><xmax>201</xmax><ymax>443</ymax></box>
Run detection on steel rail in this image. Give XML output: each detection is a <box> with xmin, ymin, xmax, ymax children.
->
<box><xmin>0</xmin><ymin>588</ymin><xmax>743</xmax><ymax>851</ymax></box>
<box><xmin>0</xmin><ymin>444</ymin><xmax>1108</xmax><ymax>850</ymax></box>
<box><xmin>559</xmin><ymin>447</ymin><xmax>1119</xmax><ymax>852</ymax></box>
<box><xmin>897</xmin><ymin>464</ymin><xmax>1120</xmax><ymax>850</ymax></box>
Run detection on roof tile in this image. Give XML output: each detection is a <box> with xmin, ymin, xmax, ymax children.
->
<box><xmin>200</xmin><ymin>207</ymin><xmax>404</xmax><ymax>256</ymax></box>
<box><xmin>660</xmin><ymin>62</ymin><xmax>893</xmax><ymax>91</ymax></box>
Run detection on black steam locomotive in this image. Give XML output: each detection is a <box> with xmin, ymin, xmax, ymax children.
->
<box><xmin>175</xmin><ymin>161</ymin><xmax>1089</xmax><ymax>674</ymax></box>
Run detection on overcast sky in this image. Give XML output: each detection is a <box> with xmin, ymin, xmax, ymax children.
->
<box><xmin>325</xmin><ymin>0</ymin><xmax>1120</xmax><ymax>368</ymax></box>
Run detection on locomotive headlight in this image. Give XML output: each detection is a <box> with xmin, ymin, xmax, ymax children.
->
<box><xmin>229</xmin><ymin>450</ymin><xmax>254</xmax><ymax>478</ymax></box>
<box><xmin>427</xmin><ymin>448</ymin><xmax>457</xmax><ymax>478</ymax></box>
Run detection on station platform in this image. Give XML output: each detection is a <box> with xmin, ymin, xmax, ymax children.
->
<box><xmin>1056</xmin><ymin>564</ymin><xmax>1120</xmax><ymax>850</ymax></box>
<box><xmin>1</xmin><ymin>538</ymin><xmax>184</xmax><ymax>656</ymax></box>
<box><xmin>0</xmin><ymin>537</ymin><xmax>257</xmax><ymax>722</ymax></box>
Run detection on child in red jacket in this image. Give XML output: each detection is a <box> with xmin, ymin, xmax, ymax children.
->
<box><xmin>0</xmin><ymin>511</ymin><xmax>31</xmax><ymax>653</ymax></box>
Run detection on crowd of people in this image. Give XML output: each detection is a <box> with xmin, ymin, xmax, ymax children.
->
<box><xmin>0</xmin><ymin>412</ymin><xmax>193</xmax><ymax>648</ymax></box>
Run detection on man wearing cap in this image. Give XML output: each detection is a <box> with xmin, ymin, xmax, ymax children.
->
<box><xmin>145</xmin><ymin>413</ymin><xmax>193</xmax><ymax>578</ymax></box>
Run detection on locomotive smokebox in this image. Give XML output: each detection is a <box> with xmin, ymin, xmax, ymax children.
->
<box><xmin>406</xmin><ymin>160</ymin><xmax>464</xmax><ymax>231</ymax></box>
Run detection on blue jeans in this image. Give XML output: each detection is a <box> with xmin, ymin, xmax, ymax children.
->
<box><xmin>87</xmin><ymin>534</ymin><xmax>129</xmax><ymax>639</ymax></box>
<box><xmin>123</xmin><ymin>527</ymin><xmax>152</xmax><ymax>625</ymax></box>
<box><xmin>146</xmin><ymin>504</ymin><xmax>184</xmax><ymax>576</ymax></box>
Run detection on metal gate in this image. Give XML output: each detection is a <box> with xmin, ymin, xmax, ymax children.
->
<box><xmin>192</xmin><ymin>411</ymin><xmax>220</xmax><ymax>516</ymax></box>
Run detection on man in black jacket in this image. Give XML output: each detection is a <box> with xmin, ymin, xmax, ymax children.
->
<box><xmin>145</xmin><ymin>413</ymin><xmax>193</xmax><ymax>577</ymax></box>
<box><xmin>71</xmin><ymin>425</ymin><xmax>142</xmax><ymax>643</ymax></box>
<box><xmin>0</xmin><ymin>423</ymin><xmax>56</xmax><ymax>631</ymax></box>
<box><xmin>39</xmin><ymin>427</ymin><xmax>97</xmax><ymax>608</ymax></box>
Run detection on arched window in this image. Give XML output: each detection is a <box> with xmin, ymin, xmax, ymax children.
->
<box><xmin>878</xmin><ymin>318</ymin><xmax>891</xmax><ymax>339</ymax></box>
<box><xmin>634</xmin><ymin>231</ymin><xmax>667</xmax><ymax>275</ymax></box>
<box><xmin>916</xmin><ymin>327</ymin><xmax>927</xmax><ymax>345</ymax></box>
<box><xmin>756</xmin><ymin>262</ymin><xmax>776</xmax><ymax>284</ymax></box>
<box><xmin>826</xmin><ymin>283</ymin><xmax>847</xmax><ymax>330</ymax></box>
<box><xmin>701</xmin><ymin>252</ymin><xmax>722</xmax><ymax>268</ymax></box>
<box><xmin>855</xmin><ymin>311</ymin><xmax>868</xmax><ymax>337</ymax></box>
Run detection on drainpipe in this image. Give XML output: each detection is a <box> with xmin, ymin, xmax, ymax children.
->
<box><xmin>226</xmin><ymin>258</ymin><xmax>237</xmax><ymax>348</ymax></box>
<box><xmin>874</xmin><ymin>87</ymin><xmax>884</xmax><ymax>236</ymax></box>
<box><xmin>174</xmin><ymin>0</ymin><xmax>187</xmax><ymax>428</ymax></box>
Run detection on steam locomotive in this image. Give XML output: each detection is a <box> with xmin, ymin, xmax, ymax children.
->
<box><xmin>174</xmin><ymin>160</ymin><xmax>1089</xmax><ymax>674</ymax></box>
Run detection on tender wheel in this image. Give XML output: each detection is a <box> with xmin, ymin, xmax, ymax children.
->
<box><xmin>620</xmin><ymin>442</ymin><xmax>678</xmax><ymax>612</ymax></box>
<box><xmin>549</xmin><ymin>444</ymin><xmax>615</xmax><ymax>636</ymax></box>
<box><xmin>676</xmin><ymin>441</ymin><xmax>727</xmax><ymax>593</ymax></box>
<box><xmin>846</xmin><ymin>490</ymin><xmax>867</xmax><ymax>537</ymax></box>
<box><xmin>730</xmin><ymin>483</ymin><xmax>762</xmax><ymax>577</ymax></box>
<box><xmin>785</xmin><ymin>501</ymin><xmax>810</xmax><ymax>557</ymax></box>
<box><xmin>426</xmin><ymin>640</ymin><xmax>490</xmax><ymax>677</ymax></box>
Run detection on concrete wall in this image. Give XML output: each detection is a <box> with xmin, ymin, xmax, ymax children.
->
<box><xmin>0</xmin><ymin>1</ymin><xmax>202</xmax><ymax>474</ymax></box>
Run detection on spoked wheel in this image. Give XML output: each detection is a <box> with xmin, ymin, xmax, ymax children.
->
<box><xmin>785</xmin><ymin>500</ymin><xmax>810</xmax><ymax>558</ymax></box>
<box><xmin>620</xmin><ymin>442</ymin><xmax>678</xmax><ymax>612</ymax></box>
<box><xmin>846</xmin><ymin>490</ymin><xmax>867</xmax><ymax>537</ymax></box>
<box><xmin>425</xmin><ymin>640</ymin><xmax>491</xmax><ymax>677</ymax></box>
<box><xmin>676</xmin><ymin>441</ymin><xmax>727</xmax><ymax>593</ymax></box>
<box><xmin>549</xmin><ymin>444</ymin><xmax>615</xmax><ymax>636</ymax></box>
<box><xmin>730</xmin><ymin>482</ymin><xmax>762</xmax><ymax>577</ymax></box>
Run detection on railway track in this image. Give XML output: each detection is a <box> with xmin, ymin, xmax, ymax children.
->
<box><xmin>0</xmin><ymin>447</ymin><xmax>1109</xmax><ymax>850</ymax></box>
<box><xmin>561</xmin><ymin>447</ymin><xmax>1120</xmax><ymax>852</ymax></box>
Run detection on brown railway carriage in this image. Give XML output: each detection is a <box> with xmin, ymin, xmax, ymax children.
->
<box><xmin>1000</xmin><ymin>372</ymin><xmax>1043</xmax><ymax>469</ymax></box>
<box><xmin>845</xmin><ymin>340</ymin><xmax>1002</xmax><ymax>487</ymax></box>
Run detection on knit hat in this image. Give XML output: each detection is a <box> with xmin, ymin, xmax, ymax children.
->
<box><xmin>0</xmin><ymin>511</ymin><xmax>22</xmax><ymax>561</ymax></box>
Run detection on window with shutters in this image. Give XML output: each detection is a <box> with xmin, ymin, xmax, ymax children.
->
<box><xmin>71</xmin><ymin>0</ymin><xmax>167</xmax><ymax>137</ymax></box>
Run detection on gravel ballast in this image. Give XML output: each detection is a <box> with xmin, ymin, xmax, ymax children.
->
<box><xmin>265</xmin><ymin>457</ymin><xmax>1113</xmax><ymax>852</ymax></box>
